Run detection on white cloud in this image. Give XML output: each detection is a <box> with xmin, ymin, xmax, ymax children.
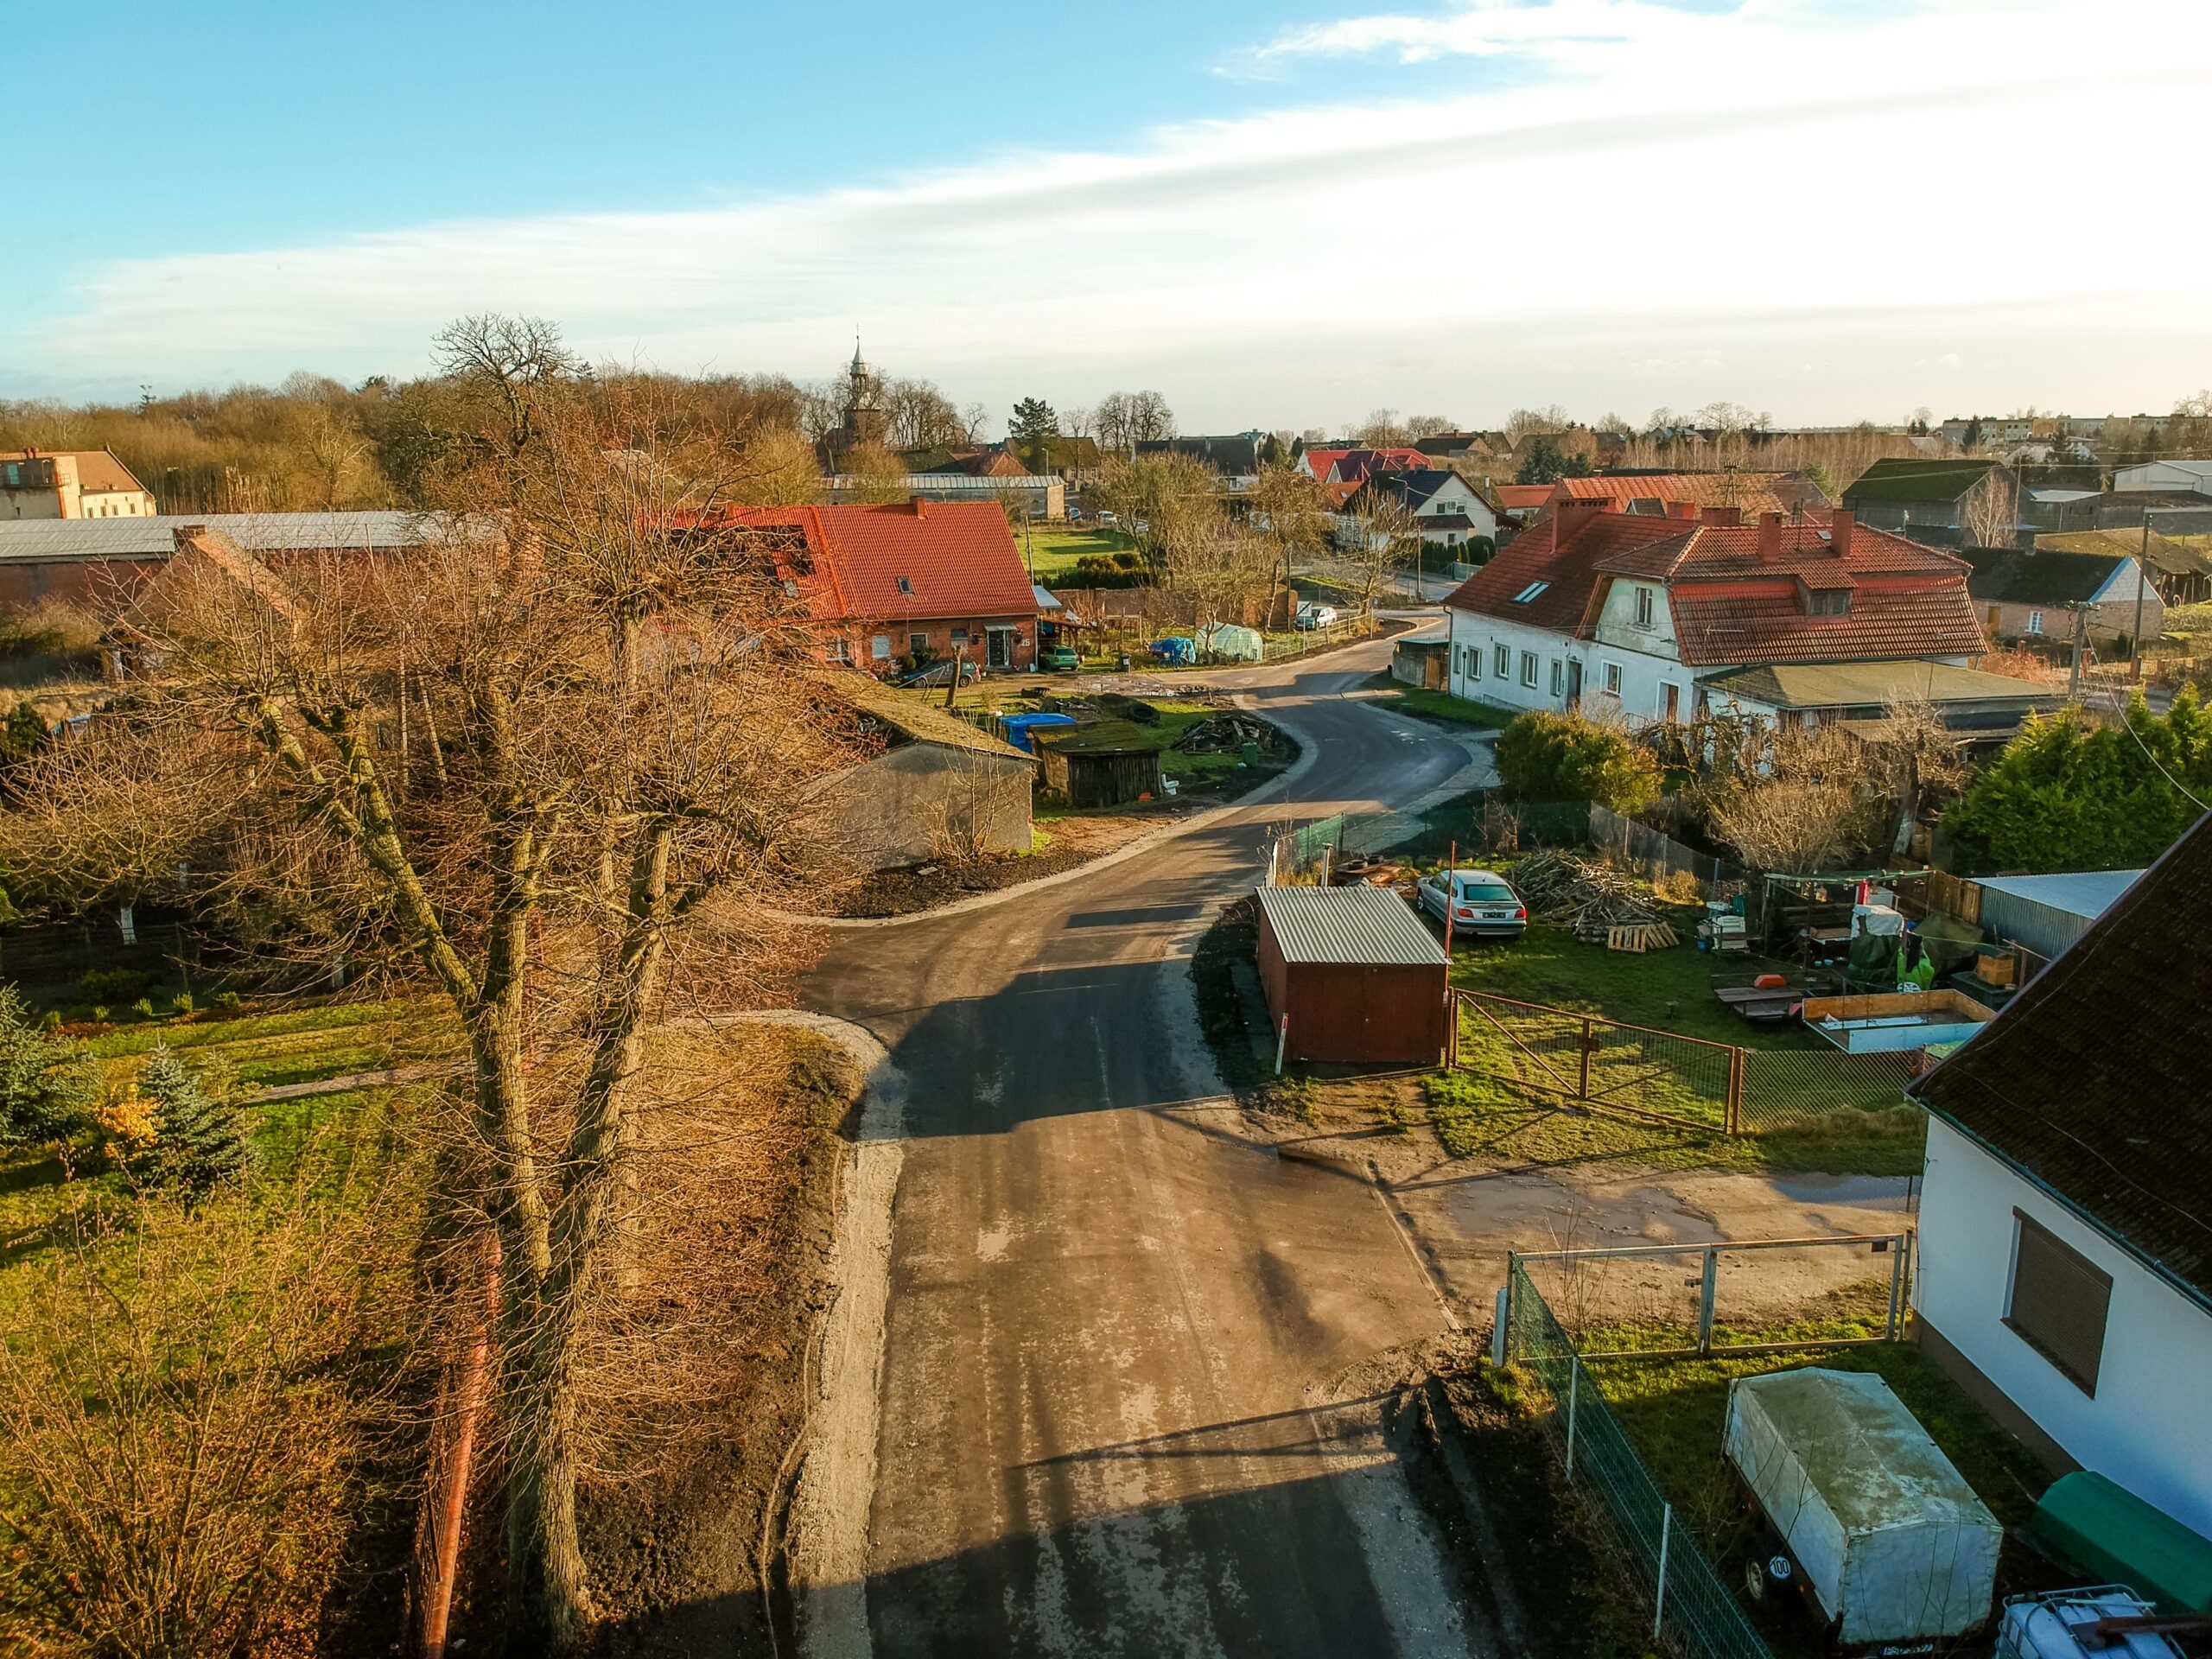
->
<box><xmin>13</xmin><ymin>0</ymin><xmax>2212</xmax><ymax>426</ymax></box>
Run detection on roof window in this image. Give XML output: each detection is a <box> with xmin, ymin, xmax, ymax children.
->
<box><xmin>1512</xmin><ymin>581</ymin><xmax>1550</xmax><ymax>604</ymax></box>
<box><xmin>895</xmin><ymin>575</ymin><xmax>913</xmax><ymax>595</ymax></box>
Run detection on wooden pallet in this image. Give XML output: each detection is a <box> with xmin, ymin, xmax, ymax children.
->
<box><xmin>1605</xmin><ymin>921</ymin><xmax>1679</xmax><ymax>953</ymax></box>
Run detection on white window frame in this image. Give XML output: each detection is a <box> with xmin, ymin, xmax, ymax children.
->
<box><xmin>1549</xmin><ymin>659</ymin><xmax>1564</xmax><ymax>696</ymax></box>
<box><xmin>2026</xmin><ymin>609</ymin><xmax>2044</xmax><ymax>636</ymax></box>
<box><xmin>871</xmin><ymin>635</ymin><xmax>893</xmax><ymax>661</ymax></box>
<box><xmin>1604</xmin><ymin>661</ymin><xmax>1623</xmax><ymax>696</ymax></box>
<box><xmin>1469</xmin><ymin>643</ymin><xmax>1482</xmax><ymax>681</ymax></box>
<box><xmin>1520</xmin><ymin>651</ymin><xmax>1539</xmax><ymax>689</ymax></box>
<box><xmin>1494</xmin><ymin>642</ymin><xmax>1510</xmax><ymax>678</ymax></box>
<box><xmin>1634</xmin><ymin>586</ymin><xmax>1655</xmax><ymax>629</ymax></box>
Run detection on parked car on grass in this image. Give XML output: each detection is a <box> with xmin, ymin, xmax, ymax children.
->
<box><xmin>1415</xmin><ymin>868</ymin><xmax>1526</xmax><ymax>938</ymax></box>
<box><xmin>1294</xmin><ymin>601</ymin><xmax>1339</xmax><ymax>631</ymax></box>
<box><xmin>1042</xmin><ymin>645</ymin><xmax>1081</xmax><ymax>672</ymax></box>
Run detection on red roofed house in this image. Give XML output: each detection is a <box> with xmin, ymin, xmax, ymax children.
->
<box><xmin>712</xmin><ymin>497</ymin><xmax>1041</xmax><ymax>674</ymax></box>
<box><xmin>1545</xmin><ymin>471</ymin><xmax>1830</xmax><ymax>520</ymax></box>
<box><xmin>1440</xmin><ymin>499</ymin><xmax>1987</xmax><ymax>726</ymax></box>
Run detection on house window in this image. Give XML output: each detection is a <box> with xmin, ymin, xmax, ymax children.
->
<box><xmin>2005</xmin><ymin>1210</ymin><xmax>2112</xmax><ymax>1394</ymax></box>
<box><xmin>828</xmin><ymin>638</ymin><xmax>850</xmax><ymax>664</ymax></box>
<box><xmin>895</xmin><ymin>576</ymin><xmax>914</xmax><ymax>596</ymax></box>
<box><xmin>870</xmin><ymin>635</ymin><xmax>892</xmax><ymax>661</ymax></box>
<box><xmin>1806</xmin><ymin>588</ymin><xmax>1852</xmax><ymax>616</ymax></box>
<box><xmin>1495</xmin><ymin>643</ymin><xmax>1510</xmax><ymax>678</ymax></box>
<box><xmin>951</xmin><ymin>628</ymin><xmax>969</xmax><ymax>645</ymax></box>
<box><xmin>1520</xmin><ymin>652</ymin><xmax>1539</xmax><ymax>689</ymax></box>
<box><xmin>1549</xmin><ymin>659</ymin><xmax>1564</xmax><ymax>696</ymax></box>
<box><xmin>1469</xmin><ymin>644</ymin><xmax>1482</xmax><ymax>681</ymax></box>
<box><xmin>909</xmin><ymin>632</ymin><xmax>930</xmax><ymax>657</ymax></box>
<box><xmin>2026</xmin><ymin>610</ymin><xmax>2045</xmax><ymax>636</ymax></box>
<box><xmin>1604</xmin><ymin>662</ymin><xmax>1622</xmax><ymax>696</ymax></box>
<box><xmin>1634</xmin><ymin>587</ymin><xmax>1655</xmax><ymax>628</ymax></box>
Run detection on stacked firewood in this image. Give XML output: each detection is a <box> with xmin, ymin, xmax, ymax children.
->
<box><xmin>1509</xmin><ymin>849</ymin><xmax>1677</xmax><ymax>947</ymax></box>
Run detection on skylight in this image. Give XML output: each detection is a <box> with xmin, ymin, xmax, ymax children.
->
<box><xmin>895</xmin><ymin>575</ymin><xmax>913</xmax><ymax>595</ymax></box>
<box><xmin>1512</xmin><ymin>581</ymin><xmax>1550</xmax><ymax>604</ymax></box>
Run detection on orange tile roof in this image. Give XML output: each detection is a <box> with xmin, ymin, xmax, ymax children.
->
<box><xmin>1443</xmin><ymin>512</ymin><xmax>1685</xmax><ymax>635</ymax></box>
<box><xmin>1492</xmin><ymin>484</ymin><xmax>1554</xmax><ymax>510</ymax></box>
<box><xmin>1552</xmin><ymin>473</ymin><xmax>1798</xmax><ymax>516</ymax></box>
<box><xmin>709</xmin><ymin>500</ymin><xmax>1037</xmax><ymax>625</ymax></box>
<box><xmin>1670</xmin><ymin>587</ymin><xmax>1986</xmax><ymax>665</ymax></box>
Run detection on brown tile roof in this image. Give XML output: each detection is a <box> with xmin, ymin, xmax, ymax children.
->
<box><xmin>1669</xmin><ymin>586</ymin><xmax>1986</xmax><ymax>666</ymax></box>
<box><xmin>1910</xmin><ymin>814</ymin><xmax>2212</xmax><ymax>1306</ymax></box>
<box><xmin>1553</xmin><ymin>472</ymin><xmax>1799</xmax><ymax>516</ymax></box>
<box><xmin>1442</xmin><ymin>510</ymin><xmax>1686</xmax><ymax>634</ymax></box>
<box><xmin>0</xmin><ymin>448</ymin><xmax>149</xmax><ymax>498</ymax></box>
<box><xmin>1493</xmin><ymin>485</ymin><xmax>1554</xmax><ymax>511</ymax></box>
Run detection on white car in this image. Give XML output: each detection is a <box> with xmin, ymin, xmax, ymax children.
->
<box><xmin>1294</xmin><ymin>602</ymin><xmax>1339</xmax><ymax>631</ymax></box>
<box><xmin>1416</xmin><ymin>868</ymin><xmax>1527</xmax><ymax>939</ymax></box>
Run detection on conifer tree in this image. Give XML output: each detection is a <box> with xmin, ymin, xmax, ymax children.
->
<box><xmin>130</xmin><ymin>1047</ymin><xmax>252</xmax><ymax>1198</ymax></box>
<box><xmin>0</xmin><ymin>983</ymin><xmax>99</xmax><ymax>1147</ymax></box>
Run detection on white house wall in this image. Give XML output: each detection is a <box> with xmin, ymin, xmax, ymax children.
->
<box><xmin>1914</xmin><ymin>1116</ymin><xmax>2212</xmax><ymax>1538</ymax></box>
<box><xmin>1444</xmin><ymin>603</ymin><xmax>1694</xmax><ymax>724</ymax></box>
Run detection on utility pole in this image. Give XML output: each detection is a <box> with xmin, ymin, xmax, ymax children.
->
<box><xmin>2069</xmin><ymin>604</ymin><xmax>2087</xmax><ymax>702</ymax></box>
<box><xmin>2133</xmin><ymin>510</ymin><xmax>2153</xmax><ymax>683</ymax></box>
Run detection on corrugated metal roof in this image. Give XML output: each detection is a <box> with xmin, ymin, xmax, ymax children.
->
<box><xmin>0</xmin><ymin>511</ymin><xmax>446</xmax><ymax>563</ymax></box>
<box><xmin>1704</xmin><ymin>660</ymin><xmax>2055</xmax><ymax>709</ymax></box>
<box><xmin>1975</xmin><ymin>868</ymin><xmax>2143</xmax><ymax>920</ymax></box>
<box><xmin>1256</xmin><ymin>886</ymin><xmax>1447</xmax><ymax>967</ymax></box>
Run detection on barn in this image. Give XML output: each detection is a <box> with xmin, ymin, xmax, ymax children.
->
<box><xmin>1254</xmin><ymin>886</ymin><xmax>1450</xmax><ymax>1065</ymax></box>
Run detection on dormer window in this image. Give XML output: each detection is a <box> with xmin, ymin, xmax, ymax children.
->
<box><xmin>1512</xmin><ymin>581</ymin><xmax>1550</xmax><ymax>604</ymax></box>
<box><xmin>1806</xmin><ymin>588</ymin><xmax>1851</xmax><ymax>616</ymax></box>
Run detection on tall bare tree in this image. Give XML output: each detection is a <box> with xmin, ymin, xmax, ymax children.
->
<box><xmin>4</xmin><ymin>346</ymin><xmax>858</xmax><ymax>1647</ymax></box>
<box><xmin>1961</xmin><ymin>467</ymin><xmax>2019</xmax><ymax>549</ymax></box>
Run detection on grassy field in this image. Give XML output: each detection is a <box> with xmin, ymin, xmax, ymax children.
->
<box><xmin>1021</xmin><ymin>525</ymin><xmax>1141</xmax><ymax>582</ymax></box>
<box><xmin>1422</xmin><ymin>869</ymin><xmax>1926</xmax><ymax>1174</ymax></box>
<box><xmin>1563</xmin><ymin>1303</ymin><xmax>2052</xmax><ymax>1658</ymax></box>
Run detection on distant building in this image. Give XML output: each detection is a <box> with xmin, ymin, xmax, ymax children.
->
<box><xmin>1700</xmin><ymin>660</ymin><xmax>2061</xmax><ymax>745</ymax></box>
<box><xmin>2038</xmin><ymin>527</ymin><xmax>2212</xmax><ymax>607</ymax></box>
<box><xmin>1957</xmin><ymin>543</ymin><xmax>2164</xmax><ymax>647</ymax></box>
<box><xmin>824</xmin><ymin>471</ymin><xmax>1064</xmax><ymax>520</ymax></box>
<box><xmin>1843</xmin><ymin>458</ymin><xmax>2019</xmax><ymax>543</ymax></box>
<box><xmin>1296</xmin><ymin>445</ymin><xmax>1429</xmax><ymax>486</ymax></box>
<box><xmin>1548</xmin><ymin>471</ymin><xmax>1826</xmax><ymax>519</ymax></box>
<box><xmin>1136</xmin><ymin>435</ymin><xmax>1262</xmax><ymax>476</ymax></box>
<box><xmin>0</xmin><ymin>510</ymin><xmax>447</xmax><ymax>607</ymax></box>
<box><xmin>1337</xmin><ymin>468</ymin><xmax>1499</xmax><ymax>550</ymax></box>
<box><xmin>1909</xmin><ymin>822</ymin><xmax>2212</xmax><ymax>1537</ymax></box>
<box><xmin>1</xmin><ymin>449</ymin><xmax>156</xmax><ymax>520</ymax></box>
<box><xmin>820</xmin><ymin>341</ymin><xmax>887</xmax><ymax>469</ymax></box>
<box><xmin>2113</xmin><ymin>460</ymin><xmax>2212</xmax><ymax>497</ymax></box>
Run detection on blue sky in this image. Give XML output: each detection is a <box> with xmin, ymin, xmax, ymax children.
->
<box><xmin>10</xmin><ymin>0</ymin><xmax>2212</xmax><ymax>430</ymax></box>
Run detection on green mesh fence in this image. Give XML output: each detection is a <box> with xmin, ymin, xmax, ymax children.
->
<box><xmin>1509</xmin><ymin>1262</ymin><xmax>1776</xmax><ymax>1659</ymax></box>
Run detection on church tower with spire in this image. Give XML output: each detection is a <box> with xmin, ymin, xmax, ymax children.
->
<box><xmin>831</xmin><ymin>335</ymin><xmax>886</xmax><ymax>463</ymax></box>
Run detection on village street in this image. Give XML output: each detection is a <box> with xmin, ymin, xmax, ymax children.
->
<box><xmin>794</xmin><ymin>628</ymin><xmax>1497</xmax><ymax>1658</ymax></box>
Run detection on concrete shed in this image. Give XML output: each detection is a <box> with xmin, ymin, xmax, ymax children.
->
<box><xmin>823</xmin><ymin>683</ymin><xmax>1034</xmax><ymax>870</ymax></box>
<box><xmin>1255</xmin><ymin>887</ymin><xmax>1449</xmax><ymax>1065</ymax></box>
<box><xmin>1977</xmin><ymin>869</ymin><xmax>2141</xmax><ymax>962</ymax></box>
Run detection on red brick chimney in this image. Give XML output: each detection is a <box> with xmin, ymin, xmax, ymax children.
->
<box><xmin>1699</xmin><ymin>505</ymin><xmax>1743</xmax><ymax>527</ymax></box>
<box><xmin>1757</xmin><ymin>511</ymin><xmax>1783</xmax><ymax>561</ymax></box>
<box><xmin>909</xmin><ymin>493</ymin><xmax>929</xmax><ymax>518</ymax></box>
<box><xmin>1828</xmin><ymin>508</ymin><xmax>1854</xmax><ymax>559</ymax></box>
<box><xmin>1550</xmin><ymin>496</ymin><xmax>1614</xmax><ymax>550</ymax></box>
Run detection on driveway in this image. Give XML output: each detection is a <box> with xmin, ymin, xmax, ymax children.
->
<box><xmin>797</xmin><ymin>630</ymin><xmax>1496</xmax><ymax>1658</ymax></box>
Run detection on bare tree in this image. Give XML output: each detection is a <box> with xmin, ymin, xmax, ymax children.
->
<box><xmin>1961</xmin><ymin>467</ymin><xmax>2019</xmax><ymax>549</ymax></box>
<box><xmin>1406</xmin><ymin>414</ymin><xmax>1457</xmax><ymax>439</ymax></box>
<box><xmin>1338</xmin><ymin>483</ymin><xmax>1423</xmax><ymax>612</ymax></box>
<box><xmin>1703</xmin><ymin>721</ymin><xmax>1876</xmax><ymax>874</ymax></box>
<box><xmin>1245</xmin><ymin>464</ymin><xmax>1332</xmax><ymax>582</ymax></box>
<box><xmin>1355</xmin><ymin>409</ymin><xmax>1411</xmax><ymax>446</ymax></box>
<box><xmin>1503</xmin><ymin>404</ymin><xmax>1571</xmax><ymax>442</ymax></box>
<box><xmin>5</xmin><ymin>353</ymin><xmax>859</xmax><ymax>1646</ymax></box>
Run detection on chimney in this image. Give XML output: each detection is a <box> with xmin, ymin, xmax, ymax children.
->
<box><xmin>1757</xmin><ymin>511</ymin><xmax>1783</xmax><ymax>561</ymax></box>
<box><xmin>1666</xmin><ymin>500</ymin><xmax>1700</xmax><ymax>521</ymax></box>
<box><xmin>1828</xmin><ymin>508</ymin><xmax>1854</xmax><ymax>559</ymax></box>
<box><xmin>1550</xmin><ymin>495</ymin><xmax>1613</xmax><ymax>550</ymax></box>
<box><xmin>909</xmin><ymin>493</ymin><xmax>929</xmax><ymax>518</ymax></box>
<box><xmin>1699</xmin><ymin>505</ymin><xmax>1743</xmax><ymax>527</ymax></box>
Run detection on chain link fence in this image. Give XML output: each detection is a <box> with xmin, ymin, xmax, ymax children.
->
<box><xmin>1453</xmin><ymin>992</ymin><xmax>1738</xmax><ymax>1135</ymax></box>
<box><xmin>1507</xmin><ymin>1261</ymin><xmax>1777</xmax><ymax>1659</ymax></box>
<box><xmin>1735</xmin><ymin>1047</ymin><xmax>1916</xmax><ymax>1135</ymax></box>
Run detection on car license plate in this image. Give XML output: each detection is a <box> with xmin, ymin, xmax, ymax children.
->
<box><xmin>1484</xmin><ymin>910</ymin><xmax>1513</xmax><ymax>921</ymax></box>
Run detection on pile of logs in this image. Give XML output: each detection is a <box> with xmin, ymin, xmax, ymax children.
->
<box><xmin>1508</xmin><ymin>849</ymin><xmax>1679</xmax><ymax>949</ymax></box>
<box><xmin>1174</xmin><ymin>712</ymin><xmax>1275</xmax><ymax>754</ymax></box>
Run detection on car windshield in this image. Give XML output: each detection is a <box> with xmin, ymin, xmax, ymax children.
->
<box><xmin>1459</xmin><ymin>882</ymin><xmax>1515</xmax><ymax>902</ymax></box>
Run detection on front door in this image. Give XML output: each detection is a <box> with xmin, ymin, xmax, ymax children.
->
<box><xmin>1662</xmin><ymin>682</ymin><xmax>1680</xmax><ymax>722</ymax></box>
<box><xmin>1565</xmin><ymin>659</ymin><xmax>1583</xmax><ymax>708</ymax></box>
<box><xmin>986</xmin><ymin>626</ymin><xmax>1014</xmax><ymax>669</ymax></box>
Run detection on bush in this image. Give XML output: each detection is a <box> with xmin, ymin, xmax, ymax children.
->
<box><xmin>1464</xmin><ymin>535</ymin><xmax>1496</xmax><ymax>563</ymax></box>
<box><xmin>1493</xmin><ymin>710</ymin><xmax>1661</xmax><ymax>813</ymax></box>
<box><xmin>79</xmin><ymin>968</ymin><xmax>153</xmax><ymax>1006</ymax></box>
<box><xmin>212</xmin><ymin>989</ymin><xmax>244</xmax><ymax>1013</ymax></box>
<box><xmin>131</xmin><ymin>996</ymin><xmax>157</xmax><ymax>1020</ymax></box>
<box><xmin>172</xmin><ymin>991</ymin><xmax>194</xmax><ymax>1015</ymax></box>
<box><xmin>0</xmin><ymin>984</ymin><xmax>100</xmax><ymax>1147</ymax></box>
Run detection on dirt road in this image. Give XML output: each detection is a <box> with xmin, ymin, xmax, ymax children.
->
<box><xmin>796</xmin><ymin>630</ymin><xmax>1497</xmax><ymax>1657</ymax></box>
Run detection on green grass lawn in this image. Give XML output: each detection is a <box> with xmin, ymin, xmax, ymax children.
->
<box><xmin>1021</xmin><ymin>526</ymin><xmax>1141</xmax><ymax>582</ymax></box>
<box><xmin>1563</xmin><ymin>1306</ymin><xmax>2051</xmax><ymax>1658</ymax></box>
<box><xmin>1424</xmin><ymin>902</ymin><xmax>1925</xmax><ymax>1174</ymax></box>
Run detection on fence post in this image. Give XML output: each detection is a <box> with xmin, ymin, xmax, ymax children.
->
<box><xmin>1565</xmin><ymin>1358</ymin><xmax>1580</xmax><ymax>1478</ymax></box>
<box><xmin>1446</xmin><ymin>990</ymin><xmax>1460</xmax><ymax>1069</ymax></box>
<box><xmin>1492</xmin><ymin>1286</ymin><xmax>1510</xmax><ymax>1370</ymax></box>
<box><xmin>1274</xmin><ymin>1016</ymin><xmax>1289</xmax><ymax>1077</ymax></box>
<box><xmin>1653</xmin><ymin>1503</ymin><xmax>1673</xmax><ymax>1640</ymax></box>
<box><xmin>1578</xmin><ymin>1017</ymin><xmax>1592</xmax><ymax>1101</ymax></box>
<box><xmin>1726</xmin><ymin>1045</ymin><xmax>1745</xmax><ymax>1135</ymax></box>
<box><xmin>1885</xmin><ymin>1232</ymin><xmax>1910</xmax><ymax>1341</ymax></box>
<box><xmin>1697</xmin><ymin>1247</ymin><xmax>1719</xmax><ymax>1356</ymax></box>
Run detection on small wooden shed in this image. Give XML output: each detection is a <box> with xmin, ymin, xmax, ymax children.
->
<box><xmin>1255</xmin><ymin>886</ymin><xmax>1450</xmax><ymax>1064</ymax></box>
<box><xmin>1035</xmin><ymin>719</ymin><xmax>1163</xmax><ymax>809</ymax></box>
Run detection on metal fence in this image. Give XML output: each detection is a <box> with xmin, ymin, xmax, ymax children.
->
<box><xmin>1450</xmin><ymin>990</ymin><xmax>1921</xmax><ymax>1140</ymax></box>
<box><xmin>1505</xmin><ymin>1260</ymin><xmax>1776</xmax><ymax>1659</ymax></box>
<box><xmin>1589</xmin><ymin>805</ymin><xmax>1745</xmax><ymax>895</ymax></box>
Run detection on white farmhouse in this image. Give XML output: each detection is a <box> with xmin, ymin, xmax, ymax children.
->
<box><xmin>1338</xmin><ymin>468</ymin><xmax>1501</xmax><ymax>551</ymax></box>
<box><xmin>1909</xmin><ymin>823</ymin><xmax>2212</xmax><ymax>1539</ymax></box>
<box><xmin>1440</xmin><ymin>499</ymin><xmax>1986</xmax><ymax>724</ymax></box>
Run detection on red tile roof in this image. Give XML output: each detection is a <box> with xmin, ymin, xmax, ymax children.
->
<box><xmin>1493</xmin><ymin>485</ymin><xmax>1554</xmax><ymax>510</ymax></box>
<box><xmin>1445</xmin><ymin>506</ymin><xmax>1986</xmax><ymax>667</ymax></box>
<box><xmin>707</xmin><ymin>500</ymin><xmax>1037</xmax><ymax>625</ymax></box>
<box><xmin>1552</xmin><ymin>473</ymin><xmax>1801</xmax><ymax>517</ymax></box>
<box><xmin>1328</xmin><ymin>447</ymin><xmax>1432</xmax><ymax>484</ymax></box>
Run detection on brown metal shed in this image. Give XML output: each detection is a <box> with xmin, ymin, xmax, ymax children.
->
<box><xmin>1035</xmin><ymin>720</ymin><xmax>1164</xmax><ymax>809</ymax></box>
<box><xmin>1255</xmin><ymin>887</ymin><xmax>1450</xmax><ymax>1065</ymax></box>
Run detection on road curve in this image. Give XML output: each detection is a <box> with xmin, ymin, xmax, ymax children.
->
<box><xmin>797</xmin><ymin>631</ymin><xmax>1494</xmax><ymax>1658</ymax></box>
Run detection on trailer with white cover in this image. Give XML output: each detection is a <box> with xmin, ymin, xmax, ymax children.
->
<box><xmin>1724</xmin><ymin>1368</ymin><xmax>2002</xmax><ymax>1649</ymax></box>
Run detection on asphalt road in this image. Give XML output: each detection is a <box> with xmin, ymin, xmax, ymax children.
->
<box><xmin>799</xmin><ymin>631</ymin><xmax>1492</xmax><ymax>1658</ymax></box>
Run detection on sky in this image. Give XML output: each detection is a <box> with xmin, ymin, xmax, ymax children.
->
<box><xmin>8</xmin><ymin>0</ymin><xmax>2212</xmax><ymax>434</ymax></box>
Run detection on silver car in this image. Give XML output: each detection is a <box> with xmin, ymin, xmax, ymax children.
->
<box><xmin>1416</xmin><ymin>867</ymin><xmax>1527</xmax><ymax>939</ymax></box>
